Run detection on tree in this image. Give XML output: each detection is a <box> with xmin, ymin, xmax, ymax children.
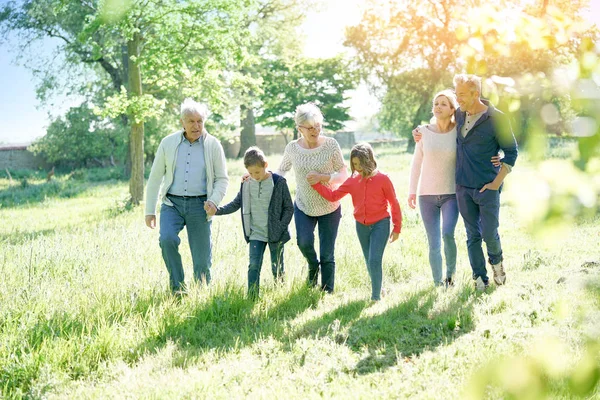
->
<box><xmin>344</xmin><ymin>0</ymin><xmax>591</xmax><ymax>151</ymax></box>
<box><xmin>232</xmin><ymin>0</ymin><xmax>315</xmax><ymax>156</ymax></box>
<box><xmin>1</xmin><ymin>0</ymin><xmax>250</xmax><ymax>204</ymax></box>
<box><xmin>256</xmin><ymin>56</ymin><xmax>358</xmax><ymax>138</ymax></box>
<box><xmin>30</xmin><ymin>103</ymin><xmax>125</xmax><ymax>168</ymax></box>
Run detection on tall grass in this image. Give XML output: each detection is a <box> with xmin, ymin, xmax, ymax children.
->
<box><xmin>0</xmin><ymin>140</ymin><xmax>598</xmax><ymax>399</ymax></box>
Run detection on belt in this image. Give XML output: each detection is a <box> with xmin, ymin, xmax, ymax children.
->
<box><xmin>167</xmin><ymin>194</ymin><xmax>207</xmax><ymax>199</ymax></box>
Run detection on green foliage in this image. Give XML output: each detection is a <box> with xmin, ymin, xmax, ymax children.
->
<box><xmin>30</xmin><ymin>103</ymin><xmax>126</xmax><ymax>168</ymax></box>
<box><xmin>256</xmin><ymin>56</ymin><xmax>359</xmax><ymax>132</ymax></box>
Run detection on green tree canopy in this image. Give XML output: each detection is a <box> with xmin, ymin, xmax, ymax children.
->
<box><xmin>256</xmin><ymin>56</ymin><xmax>358</xmax><ymax>137</ymax></box>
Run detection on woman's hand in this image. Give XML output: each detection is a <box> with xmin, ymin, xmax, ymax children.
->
<box><xmin>241</xmin><ymin>172</ymin><xmax>250</xmax><ymax>182</ymax></box>
<box><xmin>408</xmin><ymin>194</ymin><xmax>417</xmax><ymax>209</ymax></box>
<box><xmin>389</xmin><ymin>232</ymin><xmax>399</xmax><ymax>243</ymax></box>
<box><xmin>307</xmin><ymin>172</ymin><xmax>329</xmax><ymax>185</ymax></box>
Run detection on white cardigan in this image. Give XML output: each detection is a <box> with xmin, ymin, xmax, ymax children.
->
<box><xmin>145</xmin><ymin>130</ymin><xmax>229</xmax><ymax>216</ymax></box>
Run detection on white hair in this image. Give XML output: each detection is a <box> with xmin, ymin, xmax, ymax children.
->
<box><xmin>453</xmin><ymin>74</ymin><xmax>482</xmax><ymax>95</ymax></box>
<box><xmin>294</xmin><ymin>102</ymin><xmax>324</xmax><ymax>126</ymax></box>
<box><xmin>180</xmin><ymin>98</ymin><xmax>209</xmax><ymax>120</ymax></box>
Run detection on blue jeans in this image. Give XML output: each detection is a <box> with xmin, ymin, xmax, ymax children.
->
<box><xmin>248</xmin><ymin>240</ymin><xmax>285</xmax><ymax>299</ymax></box>
<box><xmin>356</xmin><ymin>217</ymin><xmax>390</xmax><ymax>300</ymax></box>
<box><xmin>419</xmin><ymin>194</ymin><xmax>459</xmax><ymax>286</ymax></box>
<box><xmin>294</xmin><ymin>204</ymin><xmax>342</xmax><ymax>293</ymax></box>
<box><xmin>456</xmin><ymin>185</ymin><xmax>503</xmax><ymax>285</ymax></box>
<box><xmin>159</xmin><ymin>195</ymin><xmax>212</xmax><ymax>291</ymax></box>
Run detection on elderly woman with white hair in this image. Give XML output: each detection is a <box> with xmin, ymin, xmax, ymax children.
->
<box><xmin>145</xmin><ymin>98</ymin><xmax>229</xmax><ymax>294</ymax></box>
<box><xmin>276</xmin><ymin>102</ymin><xmax>348</xmax><ymax>293</ymax></box>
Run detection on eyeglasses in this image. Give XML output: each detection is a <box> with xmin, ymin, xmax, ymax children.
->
<box><xmin>297</xmin><ymin>125</ymin><xmax>320</xmax><ymax>133</ymax></box>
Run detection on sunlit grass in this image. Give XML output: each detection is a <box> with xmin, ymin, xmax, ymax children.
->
<box><xmin>0</xmin><ymin>140</ymin><xmax>598</xmax><ymax>398</ymax></box>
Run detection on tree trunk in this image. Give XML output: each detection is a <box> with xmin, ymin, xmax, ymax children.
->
<box><xmin>238</xmin><ymin>104</ymin><xmax>256</xmax><ymax>157</ymax></box>
<box><xmin>407</xmin><ymin>97</ymin><xmax>431</xmax><ymax>153</ymax></box>
<box><xmin>127</xmin><ymin>33</ymin><xmax>144</xmax><ymax>205</ymax></box>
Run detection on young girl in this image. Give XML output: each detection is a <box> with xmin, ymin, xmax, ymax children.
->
<box><xmin>310</xmin><ymin>143</ymin><xmax>402</xmax><ymax>301</ymax></box>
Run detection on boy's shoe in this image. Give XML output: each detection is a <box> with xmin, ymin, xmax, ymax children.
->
<box><xmin>445</xmin><ymin>277</ymin><xmax>454</xmax><ymax>288</ymax></box>
<box><xmin>491</xmin><ymin>262</ymin><xmax>506</xmax><ymax>285</ymax></box>
<box><xmin>474</xmin><ymin>276</ymin><xmax>488</xmax><ymax>292</ymax></box>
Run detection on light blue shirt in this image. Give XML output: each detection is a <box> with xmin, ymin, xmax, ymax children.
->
<box><xmin>168</xmin><ymin>134</ymin><xmax>207</xmax><ymax>196</ymax></box>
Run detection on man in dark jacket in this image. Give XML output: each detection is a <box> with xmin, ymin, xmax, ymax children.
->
<box><xmin>209</xmin><ymin>147</ymin><xmax>294</xmax><ymax>299</ymax></box>
<box><xmin>453</xmin><ymin>74</ymin><xmax>518</xmax><ymax>291</ymax></box>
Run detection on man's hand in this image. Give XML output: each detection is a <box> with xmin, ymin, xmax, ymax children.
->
<box><xmin>204</xmin><ymin>201</ymin><xmax>217</xmax><ymax>216</ymax></box>
<box><xmin>307</xmin><ymin>172</ymin><xmax>329</xmax><ymax>185</ymax></box>
<box><xmin>389</xmin><ymin>232</ymin><xmax>399</xmax><ymax>243</ymax></box>
<box><xmin>491</xmin><ymin>155</ymin><xmax>502</xmax><ymax>167</ymax></box>
<box><xmin>407</xmin><ymin>194</ymin><xmax>417</xmax><ymax>209</ymax></box>
<box><xmin>479</xmin><ymin>181</ymin><xmax>501</xmax><ymax>192</ymax></box>
<box><xmin>145</xmin><ymin>215</ymin><xmax>156</xmax><ymax>229</ymax></box>
<box><xmin>412</xmin><ymin>126</ymin><xmax>423</xmax><ymax>143</ymax></box>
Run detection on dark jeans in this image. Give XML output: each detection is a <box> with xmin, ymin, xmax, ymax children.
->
<box><xmin>356</xmin><ymin>217</ymin><xmax>390</xmax><ymax>301</ymax></box>
<box><xmin>418</xmin><ymin>194</ymin><xmax>459</xmax><ymax>286</ymax></box>
<box><xmin>159</xmin><ymin>195</ymin><xmax>211</xmax><ymax>291</ymax></box>
<box><xmin>456</xmin><ymin>185</ymin><xmax>503</xmax><ymax>285</ymax></box>
<box><xmin>248</xmin><ymin>240</ymin><xmax>285</xmax><ymax>299</ymax></box>
<box><xmin>294</xmin><ymin>204</ymin><xmax>342</xmax><ymax>293</ymax></box>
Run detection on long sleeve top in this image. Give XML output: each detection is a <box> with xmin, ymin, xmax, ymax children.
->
<box><xmin>276</xmin><ymin>137</ymin><xmax>348</xmax><ymax>217</ymax></box>
<box><xmin>312</xmin><ymin>171</ymin><xmax>402</xmax><ymax>233</ymax></box>
<box><xmin>408</xmin><ymin>125</ymin><xmax>457</xmax><ymax>195</ymax></box>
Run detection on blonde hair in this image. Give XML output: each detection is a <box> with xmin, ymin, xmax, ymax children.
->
<box><xmin>431</xmin><ymin>89</ymin><xmax>458</xmax><ymax>124</ymax></box>
<box><xmin>350</xmin><ymin>143</ymin><xmax>377</xmax><ymax>177</ymax></box>
<box><xmin>453</xmin><ymin>74</ymin><xmax>482</xmax><ymax>95</ymax></box>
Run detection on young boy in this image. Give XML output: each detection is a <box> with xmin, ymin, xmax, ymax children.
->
<box><xmin>208</xmin><ymin>146</ymin><xmax>294</xmax><ymax>299</ymax></box>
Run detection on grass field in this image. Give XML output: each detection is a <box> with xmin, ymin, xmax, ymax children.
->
<box><xmin>0</xmin><ymin>138</ymin><xmax>598</xmax><ymax>399</ymax></box>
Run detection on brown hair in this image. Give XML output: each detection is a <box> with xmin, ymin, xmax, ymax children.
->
<box><xmin>350</xmin><ymin>143</ymin><xmax>377</xmax><ymax>177</ymax></box>
<box><xmin>243</xmin><ymin>146</ymin><xmax>267</xmax><ymax>168</ymax></box>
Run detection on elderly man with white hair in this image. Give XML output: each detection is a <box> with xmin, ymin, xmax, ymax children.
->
<box><xmin>145</xmin><ymin>98</ymin><xmax>229</xmax><ymax>294</ymax></box>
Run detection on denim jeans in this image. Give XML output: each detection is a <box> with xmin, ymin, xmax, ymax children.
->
<box><xmin>248</xmin><ymin>240</ymin><xmax>285</xmax><ymax>299</ymax></box>
<box><xmin>294</xmin><ymin>204</ymin><xmax>342</xmax><ymax>293</ymax></box>
<box><xmin>356</xmin><ymin>217</ymin><xmax>390</xmax><ymax>301</ymax></box>
<box><xmin>456</xmin><ymin>185</ymin><xmax>503</xmax><ymax>285</ymax></box>
<box><xmin>418</xmin><ymin>194</ymin><xmax>459</xmax><ymax>286</ymax></box>
<box><xmin>159</xmin><ymin>195</ymin><xmax>212</xmax><ymax>291</ymax></box>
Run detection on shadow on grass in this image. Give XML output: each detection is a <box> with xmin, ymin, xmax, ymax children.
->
<box><xmin>0</xmin><ymin>179</ymin><xmax>89</xmax><ymax>208</ymax></box>
<box><xmin>0</xmin><ymin>228</ymin><xmax>57</xmax><ymax>245</ymax></box>
<box><xmin>291</xmin><ymin>286</ymin><xmax>477</xmax><ymax>375</ymax></box>
<box><xmin>134</xmin><ymin>283</ymin><xmax>324</xmax><ymax>363</ymax></box>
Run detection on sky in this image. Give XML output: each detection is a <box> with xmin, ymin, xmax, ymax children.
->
<box><xmin>0</xmin><ymin>0</ymin><xmax>599</xmax><ymax>144</ymax></box>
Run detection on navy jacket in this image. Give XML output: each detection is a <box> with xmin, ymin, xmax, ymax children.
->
<box><xmin>455</xmin><ymin>100</ymin><xmax>518</xmax><ymax>189</ymax></box>
<box><xmin>215</xmin><ymin>173</ymin><xmax>294</xmax><ymax>244</ymax></box>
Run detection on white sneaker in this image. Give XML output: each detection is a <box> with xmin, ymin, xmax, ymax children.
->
<box><xmin>491</xmin><ymin>262</ymin><xmax>506</xmax><ymax>285</ymax></box>
<box><xmin>474</xmin><ymin>276</ymin><xmax>488</xmax><ymax>291</ymax></box>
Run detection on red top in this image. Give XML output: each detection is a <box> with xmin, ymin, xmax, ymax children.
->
<box><xmin>312</xmin><ymin>171</ymin><xmax>402</xmax><ymax>233</ymax></box>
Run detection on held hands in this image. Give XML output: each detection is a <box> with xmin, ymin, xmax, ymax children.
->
<box><xmin>204</xmin><ymin>201</ymin><xmax>217</xmax><ymax>216</ymax></box>
<box><xmin>407</xmin><ymin>194</ymin><xmax>417</xmax><ymax>209</ymax></box>
<box><xmin>241</xmin><ymin>172</ymin><xmax>250</xmax><ymax>182</ymax></box>
<box><xmin>145</xmin><ymin>215</ymin><xmax>156</xmax><ymax>229</ymax></box>
<box><xmin>389</xmin><ymin>231</ymin><xmax>399</xmax><ymax>243</ymax></box>
<box><xmin>306</xmin><ymin>172</ymin><xmax>329</xmax><ymax>185</ymax></box>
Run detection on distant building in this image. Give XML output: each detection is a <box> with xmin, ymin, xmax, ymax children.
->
<box><xmin>0</xmin><ymin>143</ymin><xmax>49</xmax><ymax>171</ymax></box>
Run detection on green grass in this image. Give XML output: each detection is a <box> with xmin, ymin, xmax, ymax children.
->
<box><xmin>0</xmin><ymin>141</ymin><xmax>598</xmax><ymax>399</ymax></box>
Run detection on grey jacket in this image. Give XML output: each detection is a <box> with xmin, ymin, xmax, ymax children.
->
<box><xmin>216</xmin><ymin>173</ymin><xmax>294</xmax><ymax>243</ymax></box>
